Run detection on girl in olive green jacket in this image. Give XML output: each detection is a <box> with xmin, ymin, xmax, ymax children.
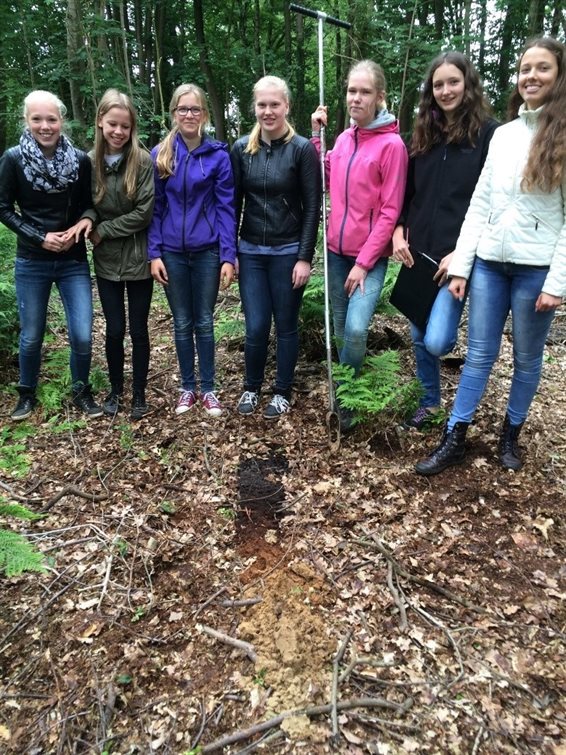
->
<box><xmin>83</xmin><ymin>89</ymin><xmax>155</xmax><ymax>419</ymax></box>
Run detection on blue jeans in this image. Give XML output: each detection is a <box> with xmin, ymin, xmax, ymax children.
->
<box><xmin>238</xmin><ymin>253</ymin><xmax>305</xmax><ymax>397</ymax></box>
<box><xmin>96</xmin><ymin>276</ymin><xmax>154</xmax><ymax>392</ymax></box>
<box><xmin>162</xmin><ymin>249</ymin><xmax>220</xmax><ymax>393</ymax></box>
<box><xmin>328</xmin><ymin>252</ymin><xmax>388</xmax><ymax>375</ymax></box>
<box><xmin>411</xmin><ymin>282</ymin><xmax>465</xmax><ymax>408</ymax></box>
<box><xmin>15</xmin><ymin>257</ymin><xmax>93</xmax><ymax>389</ymax></box>
<box><xmin>449</xmin><ymin>259</ymin><xmax>555</xmax><ymax>428</ymax></box>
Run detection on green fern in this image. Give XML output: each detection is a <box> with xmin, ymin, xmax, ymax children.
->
<box><xmin>0</xmin><ymin>498</ymin><xmax>47</xmax><ymax>577</ymax></box>
<box><xmin>334</xmin><ymin>350</ymin><xmax>422</xmax><ymax>426</ymax></box>
<box><xmin>0</xmin><ymin>530</ymin><xmax>46</xmax><ymax>577</ymax></box>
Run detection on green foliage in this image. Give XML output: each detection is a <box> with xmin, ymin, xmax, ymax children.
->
<box><xmin>0</xmin><ymin>497</ymin><xmax>46</xmax><ymax>577</ymax></box>
<box><xmin>377</xmin><ymin>261</ymin><xmax>402</xmax><ymax>315</ymax></box>
<box><xmin>300</xmin><ymin>272</ymin><xmax>326</xmax><ymax>336</ymax></box>
<box><xmin>37</xmin><ymin>348</ymin><xmax>107</xmax><ymax>415</ymax></box>
<box><xmin>334</xmin><ymin>350</ymin><xmax>422</xmax><ymax>427</ymax></box>
<box><xmin>0</xmin><ymin>228</ymin><xmax>18</xmax><ymax>362</ymax></box>
<box><xmin>0</xmin><ymin>426</ymin><xmax>33</xmax><ymax>478</ymax></box>
<box><xmin>215</xmin><ymin>301</ymin><xmax>245</xmax><ymax>344</ymax></box>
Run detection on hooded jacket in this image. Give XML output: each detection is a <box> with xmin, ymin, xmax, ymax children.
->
<box><xmin>449</xmin><ymin>105</ymin><xmax>566</xmax><ymax>298</ymax></box>
<box><xmin>147</xmin><ymin>134</ymin><xmax>236</xmax><ymax>264</ymax></box>
<box><xmin>0</xmin><ymin>145</ymin><xmax>92</xmax><ymax>261</ymax></box>
<box><xmin>82</xmin><ymin>149</ymin><xmax>154</xmax><ymax>281</ymax></box>
<box><xmin>230</xmin><ymin>132</ymin><xmax>321</xmax><ymax>263</ymax></box>
<box><xmin>313</xmin><ymin>111</ymin><xmax>408</xmax><ymax>270</ymax></box>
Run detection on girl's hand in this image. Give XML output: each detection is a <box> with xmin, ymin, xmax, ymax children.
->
<box><xmin>41</xmin><ymin>231</ymin><xmax>68</xmax><ymax>253</ymax></box>
<box><xmin>434</xmin><ymin>251</ymin><xmax>454</xmax><ymax>286</ymax></box>
<box><xmin>150</xmin><ymin>258</ymin><xmax>168</xmax><ymax>285</ymax></box>
<box><xmin>220</xmin><ymin>262</ymin><xmax>235</xmax><ymax>290</ymax></box>
<box><xmin>391</xmin><ymin>226</ymin><xmax>413</xmax><ymax>267</ymax></box>
<box><xmin>292</xmin><ymin>260</ymin><xmax>311</xmax><ymax>289</ymax></box>
<box><xmin>63</xmin><ymin>218</ymin><xmax>93</xmax><ymax>244</ymax></box>
<box><xmin>448</xmin><ymin>276</ymin><xmax>467</xmax><ymax>301</ymax></box>
<box><xmin>311</xmin><ymin>105</ymin><xmax>328</xmax><ymax>131</ymax></box>
<box><xmin>536</xmin><ymin>292</ymin><xmax>563</xmax><ymax>312</ymax></box>
<box><xmin>345</xmin><ymin>264</ymin><xmax>367</xmax><ymax>297</ymax></box>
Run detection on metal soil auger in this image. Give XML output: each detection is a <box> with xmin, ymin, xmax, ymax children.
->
<box><xmin>290</xmin><ymin>3</ymin><xmax>351</xmax><ymax>447</ymax></box>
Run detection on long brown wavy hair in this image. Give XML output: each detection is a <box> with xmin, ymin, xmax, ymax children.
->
<box><xmin>410</xmin><ymin>52</ymin><xmax>492</xmax><ymax>156</ymax></box>
<box><xmin>507</xmin><ymin>37</ymin><xmax>566</xmax><ymax>193</ymax></box>
<box><xmin>93</xmin><ymin>89</ymin><xmax>144</xmax><ymax>202</ymax></box>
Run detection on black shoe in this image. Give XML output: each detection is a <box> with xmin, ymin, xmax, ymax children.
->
<box><xmin>337</xmin><ymin>403</ymin><xmax>356</xmax><ymax>432</ymax></box>
<box><xmin>11</xmin><ymin>387</ymin><xmax>37</xmax><ymax>421</ymax></box>
<box><xmin>415</xmin><ymin>422</ymin><xmax>469</xmax><ymax>476</ymax></box>
<box><xmin>263</xmin><ymin>394</ymin><xmax>290</xmax><ymax>419</ymax></box>
<box><xmin>131</xmin><ymin>390</ymin><xmax>149</xmax><ymax>421</ymax></box>
<box><xmin>237</xmin><ymin>390</ymin><xmax>259</xmax><ymax>415</ymax></box>
<box><xmin>103</xmin><ymin>391</ymin><xmax>123</xmax><ymax>416</ymax></box>
<box><xmin>72</xmin><ymin>384</ymin><xmax>103</xmax><ymax>418</ymax></box>
<box><xmin>499</xmin><ymin>415</ymin><xmax>523</xmax><ymax>471</ymax></box>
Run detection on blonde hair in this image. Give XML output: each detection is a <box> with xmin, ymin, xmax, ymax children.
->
<box><xmin>23</xmin><ymin>90</ymin><xmax>66</xmax><ymax>120</ymax></box>
<box><xmin>245</xmin><ymin>75</ymin><xmax>296</xmax><ymax>155</ymax></box>
<box><xmin>93</xmin><ymin>89</ymin><xmax>144</xmax><ymax>203</ymax></box>
<box><xmin>155</xmin><ymin>84</ymin><xmax>210</xmax><ymax>179</ymax></box>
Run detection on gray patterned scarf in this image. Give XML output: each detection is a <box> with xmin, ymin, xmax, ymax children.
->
<box><xmin>19</xmin><ymin>128</ymin><xmax>79</xmax><ymax>192</ymax></box>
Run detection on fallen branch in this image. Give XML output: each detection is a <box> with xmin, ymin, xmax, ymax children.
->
<box><xmin>197</xmin><ymin>624</ymin><xmax>257</xmax><ymax>663</ymax></box>
<box><xmin>387</xmin><ymin>561</ymin><xmax>408</xmax><ymax>631</ymax></box>
<box><xmin>200</xmin><ymin>696</ymin><xmax>413</xmax><ymax>753</ymax></box>
<box><xmin>354</xmin><ymin>530</ymin><xmax>484</xmax><ymax>613</ymax></box>
<box><xmin>331</xmin><ymin>629</ymin><xmax>353</xmax><ymax>741</ymax></box>
<box><xmin>193</xmin><ymin>586</ymin><xmax>228</xmax><ymax>618</ymax></box>
<box><xmin>218</xmin><ymin>597</ymin><xmax>263</xmax><ymax>608</ymax></box>
<box><xmin>40</xmin><ymin>485</ymin><xmax>107</xmax><ymax>513</ymax></box>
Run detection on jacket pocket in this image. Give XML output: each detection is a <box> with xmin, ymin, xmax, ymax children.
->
<box><xmin>282</xmin><ymin>196</ymin><xmax>298</xmax><ymax>223</ymax></box>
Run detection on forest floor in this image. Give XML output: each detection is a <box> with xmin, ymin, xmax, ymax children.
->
<box><xmin>0</xmin><ymin>285</ymin><xmax>565</xmax><ymax>755</ymax></box>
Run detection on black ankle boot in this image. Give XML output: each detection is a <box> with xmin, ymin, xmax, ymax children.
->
<box><xmin>499</xmin><ymin>415</ymin><xmax>523</xmax><ymax>471</ymax></box>
<box><xmin>415</xmin><ymin>422</ymin><xmax>469</xmax><ymax>476</ymax></box>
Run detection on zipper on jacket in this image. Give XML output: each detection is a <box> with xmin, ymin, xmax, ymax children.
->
<box><xmin>338</xmin><ymin>130</ymin><xmax>359</xmax><ymax>255</ymax></box>
<box><xmin>262</xmin><ymin>147</ymin><xmax>272</xmax><ymax>245</ymax></box>
<box><xmin>182</xmin><ymin>153</ymin><xmax>190</xmax><ymax>252</ymax></box>
<box><xmin>369</xmin><ymin>208</ymin><xmax>374</xmax><ymax>234</ymax></box>
<box><xmin>283</xmin><ymin>196</ymin><xmax>298</xmax><ymax>223</ymax></box>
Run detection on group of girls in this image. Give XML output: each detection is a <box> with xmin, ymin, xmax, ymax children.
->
<box><xmin>1</xmin><ymin>35</ymin><xmax>564</xmax><ymax>475</ymax></box>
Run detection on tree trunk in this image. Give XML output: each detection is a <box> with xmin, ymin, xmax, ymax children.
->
<box><xmin>66</xmin><ymin>0</ymin><xmax>86</xmax><ymax>126</ymax></box>
<box><xmin>193</xmin><ymin>0</ymin><xmax>226</xmax><ymax>140</ymax></box>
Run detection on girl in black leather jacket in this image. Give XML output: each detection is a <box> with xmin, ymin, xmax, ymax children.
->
<box><xmin>231</xmin><ymin>75</ymin><xmax>321</xmax><ymax>419</ymax></box>
<box><xmin>0</xmin><ymin>90</ymin><xmax>101</xmax><ymax>420</ymax></box>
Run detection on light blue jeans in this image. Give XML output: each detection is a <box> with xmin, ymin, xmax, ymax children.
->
<box><xmin>448</xmin><ymin>259</ymin><xmax>555</xmax><ymax>429</ymax></box>
<box><xmin>328</xmin><ymin>252</ymin><xmax>388</xmax><ymax>375</ymax></box>
<box><xmin>410</xmin><ymin>282</ymin><xmax>465</xmax><ymax>408</ymax></box>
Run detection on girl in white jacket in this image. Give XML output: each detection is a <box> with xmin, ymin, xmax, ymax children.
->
<box><xmin>416</xmin><ymin>37</ymin><xmax>566</xmax><ymax>475</ymax></box>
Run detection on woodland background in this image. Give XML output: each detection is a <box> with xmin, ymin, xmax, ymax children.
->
<box><xmin>0</xmin><ymin>0</ymin><xmax>565</xmax><ymax>154</ymax></box>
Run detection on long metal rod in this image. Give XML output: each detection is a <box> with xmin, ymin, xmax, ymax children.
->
<box><xmin>290</xmin><ymin>4</ymin><xmax>351</xmax><ymax>414</ymax></box>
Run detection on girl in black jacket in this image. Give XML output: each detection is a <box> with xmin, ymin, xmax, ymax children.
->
<box><xmin>392</xmin><ymin>52</ymin><xmax>498</xmax><ymax>429</ymax></box>
<box><xmin>0</xmin><ymin>90</ymin><xmax>101</xmax><ymax>420</ymax></box>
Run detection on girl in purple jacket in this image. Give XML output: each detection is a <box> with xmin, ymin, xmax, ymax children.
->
<box><xmin>312</xmin><ymin>60</ymin><xmax>408</xmax><ymax>430</ymax></box>
<box><xmin>148</xmin><ymin>84</ymin><xmax>236</xmax><ymax>417</ymax></box>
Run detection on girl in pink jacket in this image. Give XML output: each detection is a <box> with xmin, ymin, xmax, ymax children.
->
<box><xmin>312</xmin><ymin>60</ymin><xmax>408</xmax><ymax>428</ymax></box>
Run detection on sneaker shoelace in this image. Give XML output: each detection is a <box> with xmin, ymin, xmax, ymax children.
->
<box><xmin>240</xmin><ymin>391</ymin><xmax>258</xmax><ymax>407</ymax></box>
<box><xmin>203</xmin><ymin>391</ymin><xmax>221</xmax><ymax>408</ymax></box>
<box><xmin>271</xmin><ymin>394</ymin><xmax>290</xmax><ymax>413</ymax></box>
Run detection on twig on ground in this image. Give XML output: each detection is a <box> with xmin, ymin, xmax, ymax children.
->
<box><xmin>331</xmin><ymin>628</ymin><xmax>353</xmax><ymax>741</ymax></box>
<box><xmin>234</xmin><ymin>729</ymin><xmax>286</xmax><ymax>754</ymax></box>
<box><xmin>276</xmin><ymin>490</ymin><xmax>308</xmax><ymax>513</ymax></box>
<box><xmin>218</xmin><ymin>597</ymin><xmax>263</xmax><ymax>608</ymax></box>
<box><xmin>354</xmin><ymin>529</ymin><xmax>484</xmax><ymax>613</ymax></box>
<box><xmin>197</xmin><ymin>623</ymin><xmax>258</xmax><ymax>663</ymax></box>
<box><xmin>190</xmin><ymin>698</ymin><xmax>207</xmax><ymax>751</ymax></box>
<box><xmin>411</xmin><ymin>602</ymin><xmax>464</xmax><ymax>690</ymax></box>
<box><xmin>0</xmin><ymin>480</ymin><xmax>32</xmax><ymax>501</ymax></box>
<box><xmin>40</xmin><ymin>485</ymin><xmax>107</xmax><ymax>513</ymax></box>
<box><xmin>200</xmin><ymin>696</ymin><xmax>413</xmax><ymax>753</ymax></box>
<box><xmin>472</xmin><ymin>724</ymin><xmax>487</xmax><ymax>755</ymax></box>
<box><xmin>387</xmin><ymin>561</ymin><xmax>408</xmax><ymax>631</ymax></box>
<box><xmin>193</xmin><ymin>585</ymin><xmax>228</xmax><ymax>618</ymax></box>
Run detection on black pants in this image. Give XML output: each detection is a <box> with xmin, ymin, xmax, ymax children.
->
<box><xmin>96</xmin><ymin>276</ymin><xmax>154</xmax><ymax>392</ymax></box>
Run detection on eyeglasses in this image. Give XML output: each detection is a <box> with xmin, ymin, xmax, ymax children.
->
<box><xmin>175</xmin><ymin>106</ymin><xmax>203</xmax><ymax>117</ymax></box>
